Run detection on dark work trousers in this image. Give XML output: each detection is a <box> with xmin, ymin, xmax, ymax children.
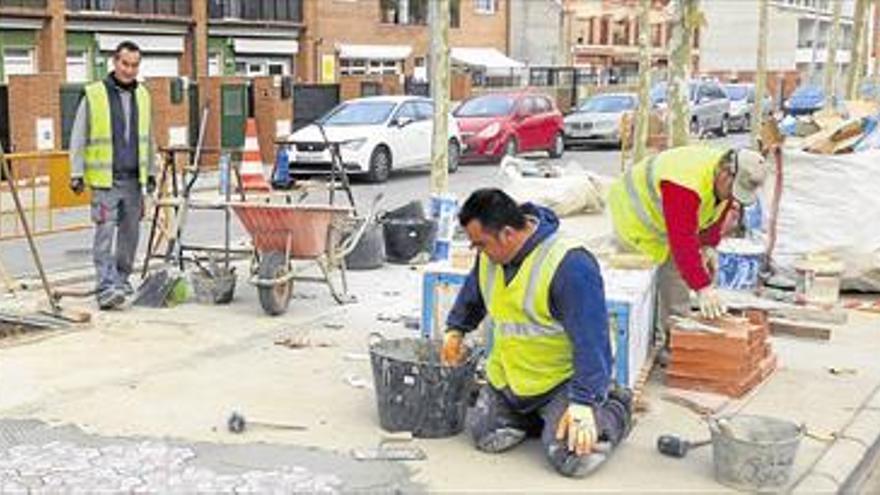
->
<box><xmin>91</xmin><ymin>179</ymin><xmax>143</xmax><ymax>297</ymax></box>
<box><xmin>466</xmin><ymin>382</ymin><xmax>632</xmax><ymax>478</ymax></box>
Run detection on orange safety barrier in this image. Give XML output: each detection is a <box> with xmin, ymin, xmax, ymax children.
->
<box><xmin>0</xmin><ymin>151</ymin><xmax>92</xmax><ymax>241</ymax></box>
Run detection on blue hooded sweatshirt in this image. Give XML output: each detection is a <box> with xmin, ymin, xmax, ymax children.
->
<box><xmin>446</xmin><ymin>203</ymin><xmax>612</xmax><ymax>411</ymax></box>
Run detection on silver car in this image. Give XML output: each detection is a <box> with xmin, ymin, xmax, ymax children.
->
<box><xmin>563</xmin><ymin>93</ymin><xmax>637</xmax><ymax>147</ymax></box>
<box><xmin>651</xmin><ymin>80</ymin><xmax>731</xmax><ymax>137</ymax></box>
<box><xmin>724</xmin><ymin>83</ymin><xmax>773</xmax><ymax>133</ymax></box>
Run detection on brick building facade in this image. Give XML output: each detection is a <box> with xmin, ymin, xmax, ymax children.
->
<box><xmin>0</xmin><ymin>0</ymin><xmax>511</xmax><ymax>155</ymax></box>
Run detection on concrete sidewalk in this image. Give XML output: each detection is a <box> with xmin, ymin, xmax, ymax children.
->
<box><xmin>1</xmin><ymin>238</ymin><xmax>879</xmax><ymax>492</ymax></box>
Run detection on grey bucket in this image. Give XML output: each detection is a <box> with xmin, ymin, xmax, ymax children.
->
<box><xmin>368</xmin><ymin>334</ymin><xmax>478</xmax><ymax>438</ymax></box>
<box><xmin>709</xmin><ymin>415</ymin><xmax>804</xmax><ymax>492</ymax></box>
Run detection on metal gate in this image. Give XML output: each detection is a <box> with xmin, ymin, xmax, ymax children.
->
<box><xmin>0</xmin><ymin>85</ymin><xmax>9</xmax><ymax>153</ymax></box>
<box><xmin>221</xmin><ymin>83</ymin><xmax>248</xmax><ymax>149</ymax></box>
<box><xmin>60</xmin><ymin>84</ymin><xmax>86</xmax><ymax>150</ymax></box>
<box><xmin>292</xmin><ymin>84</ymin><xmax>340</xmax><ymax>132</ymax></box>
<box><xmin>404</xmin><ymin>77</ymin><xmax>430</xmax><ymax>97</ymax></box>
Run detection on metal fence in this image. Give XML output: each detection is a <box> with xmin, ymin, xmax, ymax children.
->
<box><xmin>0</xmin><ymin>151</ymin><xmax>91</xmax><ymax>242</ymax></box>
<box><xmin>65</xmin><ymin>0</ymin><xmax>191</xmax><ymax>16</ymax></box>
<box><xmin>0</xmin><ymin>0</ymin><xmax>47</xmax><ymax>8</ymax></box>
<box><xmin>208</xmin><ymin>0</ymin><xmax>302</xmax><ymax>22</ymax></box>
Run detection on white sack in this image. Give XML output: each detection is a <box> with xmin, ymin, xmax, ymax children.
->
<box><xmin>769</xmin><ymin>148</ymin><xmax>880</xmax><ymax>291</ymax></box>
<box><xmin>499</xmin><ymin>156</ymin><xmax>608</xmax><ymax>217</ymax></box>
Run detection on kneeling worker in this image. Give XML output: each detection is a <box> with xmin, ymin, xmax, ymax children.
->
<box><xmin>608</xmin><ymin>146</ymin><xmax>768</xmax><ymax>328</ymax></box>
<box><xmin>441</xmin><ymin>189</ymin><xmax>631</xmax><ymax>478</ymax></box>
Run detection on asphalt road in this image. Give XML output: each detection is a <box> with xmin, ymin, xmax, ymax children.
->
<box><xmin>0</xmin><ymin>134</ymin><xmax>748</xmax><ymax>281</ymax></box>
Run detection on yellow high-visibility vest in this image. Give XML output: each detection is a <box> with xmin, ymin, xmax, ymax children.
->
<box><xmin>608</xmin><ymin>145</ymin><xmax>731</xmax><ymax>263</ymax></box>
<box><xmin>82</xmin><ymin>81</ymin><xmax>151</xmax><ymax>188</ymax></box>
<box><xmin>479</xmin><ymin>234</ymin><xmax>580</xmax><ymax>397</ymax></box>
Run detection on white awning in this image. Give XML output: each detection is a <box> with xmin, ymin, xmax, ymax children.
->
<box><xmin>337</xmin><ymin>44</ymin><xmax>412</xmax><ymax>60</ymax></box>
<box><xmin>96</xmin><ymin>33</ymin><xmax>184</xmax><ymax>53</ymax></box>
<box><xmin>234</xmin><ymin>38</ymin><xmax>299</xmax><ymax>55</ymax></box>
<box><xmin>450</xmin><ymin>47</ymin><xmax>524</xmax><ymax>69</ymax></box>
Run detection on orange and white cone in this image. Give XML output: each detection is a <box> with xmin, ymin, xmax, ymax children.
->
<box><xmin>238</xmin><ymin>118</ymin><xmax>271</xmax><ymax>192</ymax></box>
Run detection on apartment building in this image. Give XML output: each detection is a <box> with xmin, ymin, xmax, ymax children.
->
<box><xmin>0</xmin><ymin>0</ymin><xmax>303</xmax><ymax>83</ymax></box>
<box><xmin>564</xmin><ymin>0</ymin><xmax>678</xmax><ymax>84</ymax></box>
<box><xmin>298</xmin><ymin>0</ymin><xmax>514</xmax><ymax>85</ymax></box>
<box><xmin>700</xmin><ymin>0</ymin><xmax>878</xmax><ymax>92</ymax></box>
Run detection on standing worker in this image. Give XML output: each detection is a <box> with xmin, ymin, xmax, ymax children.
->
<box><xmin>69</xmin><ymin>41</ymin><xmax>156</xmax><ymax>310</ymax></box>
<box><xmin>442</xmin><ymin>189</ymin><xmax>632</xmax><ymax>478</ymax></box>
<box><xmin>608</xmin><ymin>145</ymin><xmax>768</xmax><ymax>329</ymax></box>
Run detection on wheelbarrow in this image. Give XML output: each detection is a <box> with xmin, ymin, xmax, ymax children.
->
<box><xmin>230</xmin><ymin>202</ymin><xmax>367</xmax><ymax>316</ymax></box>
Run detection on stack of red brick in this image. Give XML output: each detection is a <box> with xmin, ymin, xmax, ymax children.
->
<box><xmin>667</xmin><ymin>311</ymin><xmax>777</xmax><ymax>397</ymax></box>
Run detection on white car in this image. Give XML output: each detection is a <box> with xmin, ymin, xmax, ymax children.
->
<box><xmin>285</xmin><ymin>96</ymin><xmax>462</xmax><ymax>183</ymax></box>
<box><xmin>564</xmin><ymin>93</ymin><xmax>636</xmax><ymax>147</ymax></box>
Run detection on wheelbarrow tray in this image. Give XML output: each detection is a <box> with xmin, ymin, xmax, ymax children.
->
<box><xmin>230</xmin><ymin>202</ymin><xmax>353</xmax><ymax>258</ymax></box>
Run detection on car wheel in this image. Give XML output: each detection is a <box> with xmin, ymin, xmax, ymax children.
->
<box><xmin>503</xmin><ymin>137</ymin><xmax>518</xmax><ymax>158</ymax></box>
<box><xmin>718</xmin><ymin>115</ymin><xmax>729</xmax><ymax>137</ymax></box>
<box><xmin>447</xmin><ymin>139</ymin><xmax>460</xmax><ymax>174</ymax></box>
<box><xmin>689</xmin><ymin>118</ymin><xmax>702</xmax><ymax>138</ymax></box>
<box><xmin>548</xmin><ymin>132</ymin><xmax>564</xmax><ymax>159</ymax></box>
<box><xmin>366</xmin><ymin>146</ymin><xmax>391</xmax><ymax>183</ymax></box>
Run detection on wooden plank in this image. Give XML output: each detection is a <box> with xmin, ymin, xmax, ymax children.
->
<box><xmin>769</xmin><ymin>318</ymin><xmax>832</xmax><ymax>341</ymax></box>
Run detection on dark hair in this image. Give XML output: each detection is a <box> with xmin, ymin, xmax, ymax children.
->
<box><xmin>114</xmin><ymin>41</ymin><xmax>141</xmax><ymax>56</ymax></box>
<box><xmin>458</xmin><ymin>188</ymin><xmax>527</xmax><ymax>233</ymax></box>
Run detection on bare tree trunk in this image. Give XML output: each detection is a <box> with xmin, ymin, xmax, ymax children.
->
<box><xmin>824</xmin><ymin>0</ymin><xmax>842</xmax><ymax>111</ymax></box>
<box><xmin>752</xmin><ymin>0</ymin><xmax>769</xmax><ymax>146</ymax></box>
<box><xmin>668</xmin><ymin>0</ymin><xmax>696</xmax><ymax>147</ymax></box>
<box><xmin>846</xmin><ymin>0</ymin><xmax>868</xmax><ymax>99</ymax></box>
<box><xmin>874</xmin><ymin>0</ymin><xmax>880</xmax><ymax>81</ymax></box>
<box><xmin>633</xmin><ymin>0</ymin><xmax>652</xmax><ymax>163</ymax></box>
<box><xmin>430</xmin><ymin>0</ymin><xmax>450</xmax><ymax>195</ymax></box>
<box><xmin>810</xmin><ymin>7</ymin><xmax>822</xmax><ymax>84</ymax></box>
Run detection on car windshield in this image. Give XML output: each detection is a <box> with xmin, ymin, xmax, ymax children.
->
<box><xmin>320</xmin><ymin>101</ymin><xmax>396</xmax><ymax>126</ymax></box>
<box><xmin>454</xmin><ymin>95</ymin><xmax>515</xmax><ymax>117</ymax></box>
<box><xmin>577</xmin><ymin>95</ymin><xmax>635</xmax><ymax>113</ymax></box>
<box><xmin>650</xmin><ymin>83</ymin><xmax>697</xmax><ymax>104</ymax></box>
<box><xmin>725</xmin><ymin>86</ymin><xmax>750</xmax><ymax>101</ymax></box>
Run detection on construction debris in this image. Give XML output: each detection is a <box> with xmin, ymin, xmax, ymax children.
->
<box><xmin>769</xmin><ymin>319</ymin><xmax>832</xmax><ymax>341</ymax></box>
<box><xmin>779</xmin><ymin>100</ymin><xmax>880</xmax><ymax>154</ymax></box>
<box><xmin>667</xmin><ymin>314</ymin><xmax>777</xmax><ymax>398</ymax></box>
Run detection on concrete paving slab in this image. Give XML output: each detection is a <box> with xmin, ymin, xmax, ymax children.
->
<box><xmin>1</xmin><ymin>225</ymin><xmax>880</xmax><ymax>491</ymax></box>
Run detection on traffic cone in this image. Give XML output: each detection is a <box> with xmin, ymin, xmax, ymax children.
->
<box><xmin>238</xmin><ymin>118</ymin><xmax>271</xmax><ymax>192</ymax></box>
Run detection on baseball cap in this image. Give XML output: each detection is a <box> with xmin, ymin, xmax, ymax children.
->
<box><xmin>731</xmin><ymin>149</ymin><xmax>768</xmax><ymax>206</ymax></box>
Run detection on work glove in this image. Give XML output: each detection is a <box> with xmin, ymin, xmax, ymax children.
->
<box><xmin>146</xmin><ymin>175</ymin><xmax>157</xmax><ymax>195</ymax></box>
<box><xmin>555</xmin><ymin>403</ymin><xmax>598</xmax><ymax>456</ymax></box>
<box><xmin>69</xmin><ymin>177</ymin><xmax>85</xmax><ymax>195</ymax></box>
<box><xmin>701</xmin><ymin>247</ymin><xmax>719</xmax><ymax>281</ymax></box>
<box><xmin>441</xmin><ymin>329</ymin><xmax>464</xmax><ymax>366</ymax></box>
<box><xmin>697</xmin><ymin>286</ymin><xmax>726</xmax><ymax>320</ymax></box>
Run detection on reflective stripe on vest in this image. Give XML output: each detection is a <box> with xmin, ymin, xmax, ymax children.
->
<box><xmin>478</xmin><ymin>233</ymin><xmax>577</xmax><ymax>397</ymax></box>
<box><xmin>623</xmin><ymin>155</ymin><xmax>666</xmax><ymax>239</ymax></box>
<box><xmin>83</xmin><ymin>81</ymin><xmax>151</xmax><ymax>188</ymax></box>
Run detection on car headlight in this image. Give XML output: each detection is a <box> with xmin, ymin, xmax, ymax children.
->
<box><xmin>477</xmin><ymin>122</ymin><xmax>501</xmax><ymax>139</ymax></box>
<box><xmin>340</xmin><ymin>138</ymin><xmax>367</xmax><ymax>151</ymax></box>
<box><xmin>597</xmin><ymin>120</ymin><xmax>616</xmax><ymax>129</ymax></box>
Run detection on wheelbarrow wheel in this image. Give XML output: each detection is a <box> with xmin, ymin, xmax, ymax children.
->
<box><xmin>258</xmin><ymin>251</ymin><xmax>292</xmax><ymax>316</ymax></box>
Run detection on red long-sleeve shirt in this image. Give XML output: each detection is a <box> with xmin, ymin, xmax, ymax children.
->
<box><xmin>660</xmin><ymin>181</ymin><xmax>731</xmax><ymax>291</ymax></box>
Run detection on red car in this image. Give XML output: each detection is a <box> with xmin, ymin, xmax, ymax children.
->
<box><xmin>454</xmin><ymin>91</ymin><xmax>565</xmax><ymax>162</ymax></box>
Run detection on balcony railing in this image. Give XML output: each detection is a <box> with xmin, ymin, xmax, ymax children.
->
<box><xmin>209</xmin><ymin>0</ymin><xmax>302</xmax><ymax>23</ymax></box>
<box><xmin>66</xmin><ymin>0</ymin><xmax>191</xmax><ymax>17</ymax></box>
<box><xmin>0</xmin><ymin>0</ymin><xmax>47</xmax><ymax>8</ymax></box>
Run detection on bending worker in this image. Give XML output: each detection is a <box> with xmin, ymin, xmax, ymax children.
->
<box><xmin>608</xmin><ymin>145</ymin><xmax>768</xmax><ymax>327</ymax></box>
<box><xmin>442</xmin><ymin>189</ymin><xmax>632</xmax><ymax>478</ymax></box>
<box><xmin>69</xmin><ymin>41</ymin><xmax>156</xmax><ymax>310</ymax></box>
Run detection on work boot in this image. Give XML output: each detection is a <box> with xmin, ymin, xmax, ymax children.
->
<box><xmin>97</xmin><ymin>288</ymin><xmax>125</xmax><ymax>310</ymax></box>
<box><xmin>119</xmin><ymin>280</ymin><xmax>135</xmax><ymax>297</ymax></box>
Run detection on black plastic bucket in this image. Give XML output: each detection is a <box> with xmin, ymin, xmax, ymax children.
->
<box><xmin>345</xmin><ymin>221</ymin><xmax>385</xmax><ymax>270</ymax></box>
<box><xmin>382</xmin><ymin>218</ymin><xmax>437</xmax><ymax>264</ymax></box>
<box><xmin>368</xmin><ymin>335</ymin><xmax>478</xmax><ymax>438</ymax></box>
